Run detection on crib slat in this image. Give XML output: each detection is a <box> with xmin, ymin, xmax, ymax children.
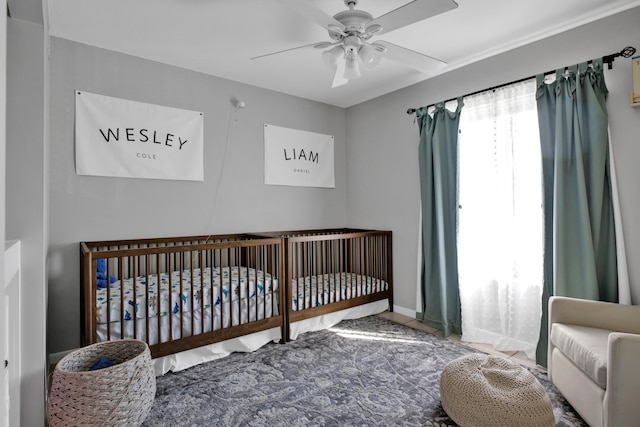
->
<box><xmin>253</xmin><ymin>246</ymin><xmax>259</xmax><ymax>324</ymax></box>
<box><xmin>213</xmin><ymin>248</ymin><xmax>219</xmax><ymax>332</ymax></box>
<box><xmin>132</xmin><ymin>257</ymin><xmax>138</xmax><ymax>341</ymax></box>
<box><xmin>156</xmin><ymin>253</ymin><xmax>161</xmax><ymax>346</ymax></box>
<box><xmin>179</xmin><ymin>251</ymin><xmax>184</xmax><ymax>340</ymax></box>
<box><xmin>188</xmin><ymin>247</ymin><xmax>193</xmax><ymax>335</ymax></box>
<box><xmin>302</xmin><ymin>242</ymin><xmax>308</xmax><ymax>311</ymax></box>
<box><xmin>360</xmin><ymin>237</ymin><xmax>364</xmax><ymax>293</ymax></box>
<box><xmin>243</xmin><ymin>246</ymin><xmax>248</xmax><ymax>325</ymax></box>
<box><xmin>337</xmin><ymin>238</ymin><xmax>343</xmax><ymax>301</ymax></box>
<box><xmin>105</xmin><ymin>257</ymin><xmax>111</xmax><ymax>341</ymax></box>
<box><xmin>168</xmin><ymin>251</ymin><xmax>174</xmax><ymax>343</ymax></box>
<box><xmin>165</xmin><ymin>253</ymin><xmax>173</xmax><ymax>343</ymax></box>
<box><xmin>313</xmin><ymin>240</ymin><xmax>318</xmax><ymax>308</ymax></box>
<box><xmin>199</xmin><ymin>250</ymin><xmax>205</xmax><ymax>339</ymax></box>
<box><xmin>351</xmin><ymin>238</ymin><xmax>355</xmax><ymax>296</ymax></box>
<box><xmin>117</xmin><ymin>256</ymin><xmax>124</xmax><ymax>340</ymax></box>
<box><xmin>226</xmin><ymin>247</ymin><xmax>231</xmax><ymax>330</ymax></box>
<box><xmin>329</xmin><ymin>239</ymin><xmax>334</xmax><ymax>304</ymax></box>
<box><xmin>144</xmin><ymin>254</ymin><xmax>150</xmax><ymax>345</ymax></box>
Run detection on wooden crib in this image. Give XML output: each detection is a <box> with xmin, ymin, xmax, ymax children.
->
<box><xmin>80</xmin><ymin>234</ymin><xmax>284</xmax><ymax>359</ymax></box>
<box><xmin>80</xmin><ymin>228</ymin><xmax>392</xmax><ymax>367</ymax></box>
<box><xmin>250</xmin><ymin>228</ymin><xmax>393</xmax><ymax>342</ymax></box>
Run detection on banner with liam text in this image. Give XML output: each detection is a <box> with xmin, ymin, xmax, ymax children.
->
<box><xmin>75</xmin><ymin>91</ymin><xmax>204</xmax><ymax>181</ymax></box>
<box><xmin>264</xmin><ymin>124</ymin><xmax>335</xmax><ymax>188</ymax></box>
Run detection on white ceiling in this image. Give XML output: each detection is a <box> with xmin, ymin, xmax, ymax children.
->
<box><xmin>17</xmin><ymin>0</ymin><xmax>640</xmax><ymax>107</ymax></box>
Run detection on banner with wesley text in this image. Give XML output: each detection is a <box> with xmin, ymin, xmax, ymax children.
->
<box><xmin>75</xmin><ymin>91</ymin><xmax>204</xmax><ymax>181</ymax></box>
<box><xmin>264</xmin><ymin>124</ymin><xmax>335</xmax><ymax>188</ymax></box>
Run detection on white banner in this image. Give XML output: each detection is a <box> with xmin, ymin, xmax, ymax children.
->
<box><xmin>75</xmin><ymin>91</ymin><xmax>204</xmax><ymax>181</ymax></box>
<box><xmin>264</xmin><ymin>124</ymin><xmax>335</xmax><ymax>188</ymax></box>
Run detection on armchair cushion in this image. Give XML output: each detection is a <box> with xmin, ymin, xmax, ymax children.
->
<box><xmin>550</xmin><ymin>323</ymin><xmax>609</xmax><ymax>388</ymax></box>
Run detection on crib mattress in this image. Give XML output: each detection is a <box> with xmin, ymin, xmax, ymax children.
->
<box><xmin>292</xmin><ymin>272</ymin><xmax>388</xmax><ymax>311</ymax></box>
<box><xmin>96</xmin><ymin>266</ymin><xmax>277</xmax><ymax>324</ymax></box>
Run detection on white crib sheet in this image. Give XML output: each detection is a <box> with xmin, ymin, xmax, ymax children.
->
<box><xmin>291</xmin><ymin>272</ymin><xmax>389</xmax><ymax>311</ymax></box>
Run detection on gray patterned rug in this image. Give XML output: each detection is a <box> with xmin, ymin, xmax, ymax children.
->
<box><xmin>142</xmin><ymin>315</ymin><xmax>586</xmax><ymax>426</ymax></box>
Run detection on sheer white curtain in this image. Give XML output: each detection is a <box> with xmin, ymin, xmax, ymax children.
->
<box><xmin>457</xmin><ymin>79</ymin><xmax>543</xmax><ymax>359</ymax></box>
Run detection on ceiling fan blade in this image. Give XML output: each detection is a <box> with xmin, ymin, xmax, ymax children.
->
<box><xmin>250</xmin><ymin>42</ymin><xmax>320</xmax><ymax>61</ymax></box>
<box><xmin>277</xmin><ymin>0</ymin><xmax>346</xmax><ymax>33</ymax></box>
<box><xmin>376</xmin><ymin>41</ymin><xmax>447</xmax><ymax>73</ymax></box>
<box><xmin>370</xmin><ymin>0</ymin><xmax>458</xmax><ymax>35</ymax></box>
<box><xmin>331</xmin><ymin>60</ymin><xmax>349</xmax><ymax>88</ymax></box>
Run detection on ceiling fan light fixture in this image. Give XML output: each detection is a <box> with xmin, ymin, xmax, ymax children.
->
<box><xmin>322</xmin><ymin>45</ymin><xmax>345</xmax><ymax>68</ymax></box>
<box><xmin>343</xmin><ymin>52</ymin><xmax>361</xmax><ymax>80</ymax></box>
<box><xmin>360</xmin><ymin>48</ymin><xmax>382</xmax><ymax>70</ymax></box>
<box><xmin>359</xmin><ymin>44</ymin><xmax>376</xmax><ymax>66</ymax></box>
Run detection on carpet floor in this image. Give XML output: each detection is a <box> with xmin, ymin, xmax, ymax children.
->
<box><xmin>142</xmin><ymin>315</ymin><xmax>586</xmax><ymax>426</ymax></box>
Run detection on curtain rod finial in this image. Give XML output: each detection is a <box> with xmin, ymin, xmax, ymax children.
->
<box><xmin>407</xmin><ymin>108</ymin><xmax>416</xmax><ymax>115</ymax></box>
<box><xmin>621</xmin><ymin>46</ymin><xmax>636</xmax><ymax>58</ymax></box>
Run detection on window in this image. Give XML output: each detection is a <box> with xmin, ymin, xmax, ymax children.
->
<box><xmin>457</xmin><ymin>80</ymin><xmax>543</xmax><ymax>359</ymax></box>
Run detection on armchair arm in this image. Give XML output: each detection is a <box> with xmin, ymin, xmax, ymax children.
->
<box><xmin>549</xmin><ymin>296</ymin><xmax>640</xmax><ymax>334</ymax></box>
<box><xmin>604</xmin><ymin>332</ymin><xmax>640</xmax><ymax>427</ymax></box>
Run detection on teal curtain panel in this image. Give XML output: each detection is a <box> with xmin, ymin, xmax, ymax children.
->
<box><xmin>416</xmin><ymin>98</ymin><xmax>464</xmax><ymax>337</ymax></box>
<box><xmin>535</xmin><ymin>59</ymin><xmax>618</xmax><ymax>366</ymax></box>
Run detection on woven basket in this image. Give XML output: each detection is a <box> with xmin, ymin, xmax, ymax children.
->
<box><xmin>47</xmin><ymin>339</ymin><xmax>156</xmax><ymax>427</ymax></box>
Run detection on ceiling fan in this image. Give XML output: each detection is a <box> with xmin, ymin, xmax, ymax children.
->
<box><xmin>254</xmin><ymin>0</ymin><xmax>458</xmax><ymax>88</ymax></box>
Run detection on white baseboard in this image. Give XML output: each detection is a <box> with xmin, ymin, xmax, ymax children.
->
<box><xmin>392</xmin><ymin>305</ymin><xmax>416</xmax><ymax>319</ymax></box>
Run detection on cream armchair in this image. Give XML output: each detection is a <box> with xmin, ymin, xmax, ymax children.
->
<box><xmin>548</xmin><ymin>296</ymin><xmax>640</xmax><ymax>427</ymax></box>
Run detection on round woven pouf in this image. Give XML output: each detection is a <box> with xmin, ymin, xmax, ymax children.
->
<box><xmin>48</xmin><ymin>339</ymin><xmax>156</xmax><ymax>427</ymax></box>
<box><xmin>440</xmin><ymin>353</ymin><xmax>554</xmax><ymax>427</ymax></box>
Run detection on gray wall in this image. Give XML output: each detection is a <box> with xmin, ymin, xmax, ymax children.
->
<box><xmin>46</xmin><ymin>38</ymin><xmax>348</xmax><ymax>354</ymax></box>
<box><xmin>6</xmin><ymin>17</ymin><xmax>47</xmax><ymax>427</ymax></box>
<box><xmin>345</xmin><ymin>7</ymin><xmax>640</xmax><ymax>313</ymax></box>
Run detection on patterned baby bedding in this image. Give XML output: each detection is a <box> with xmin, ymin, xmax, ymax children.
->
<box><xmin>96</xmin><ymin>266</ymin><xmax>278</xmax><ymax>324</ymax></box>
<box><xmin>291</xmin><ymin>272</ymin><xmax>388</xmax><ymax>311</ymax></box>
<box><xmin>97</xmin><ymin>294</ymin><xmax>279</xmax><ymax>345</ymax></box>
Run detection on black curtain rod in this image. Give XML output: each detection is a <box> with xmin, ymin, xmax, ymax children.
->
<box><xmin>406</xmin><ymin>46</ymin><xmax>636</xmax><ymax>115</ymax></box>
